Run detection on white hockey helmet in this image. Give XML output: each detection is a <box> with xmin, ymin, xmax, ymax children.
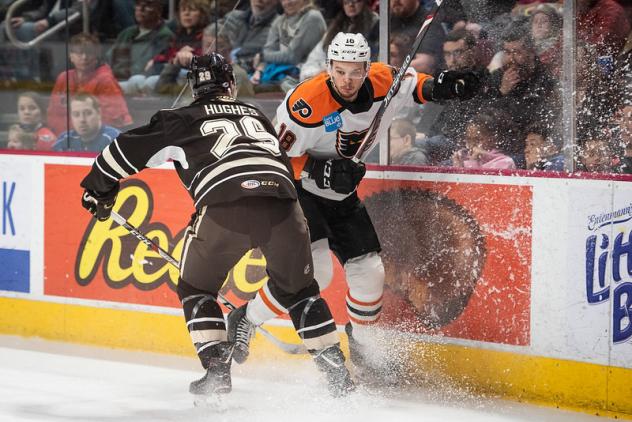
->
<box><xmin>327</xmin><ymin>32</ymin><xmax>371</xmax><ymax>67</ymax></box>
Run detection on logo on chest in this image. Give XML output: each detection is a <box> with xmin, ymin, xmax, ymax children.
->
<box><xmin>336</xmin><ymin>129</ymin><xmax>368</xmax><ymax>158</ymax></box>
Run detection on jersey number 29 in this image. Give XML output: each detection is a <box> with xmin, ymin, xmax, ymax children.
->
<box><xmin>200</xmin><ymin>116</ymin><xmax>280</xmax><ymax>159</ymax></box>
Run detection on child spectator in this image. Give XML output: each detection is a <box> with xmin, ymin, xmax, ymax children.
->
<box><xmin>153</xmin><ymin>0</ymin><xmax>211</xmax><ymax>95</ymax></box>
<box><xmin>17</xmin><ymin>91</ymin><xmax>56</xmax><ymax>151</ymax></box>
<box><xmin>451</xmin><ymin>112</ymin><xmax>516</xmax><ymax>170</ymax></box>
<box><xmin>523</xmin><ymin>121</ymin><xmax>565</xmax><ymax>171</ymax></box>
<box><xmin>389</xmin><ymin>118</ymin><xmax>429</xmax><ymax>166</ymax></box>
<box><xmin>251</xmin><ymin>0</ymin><xmax>326</xmax><ymax>85</ymax></box>
<box><xmin>53</xmin><ymin>94</ymin><xmax>121</xmax><ymax>153</ymax></box>
<box><xmin>300</xmin><ymin>0</ymin><xmax>378</xmax><ymax>81</ymax></box>
<box><xmin>108</xmin><ymin>0</ymin><xmax>174</xmax><ymax>95</ymax></box>
<box><xmin>47</xmin><ymin>33</ymin><xmax>132</xmax><ymax>136</ymax></box>
<box><xmin>6</xmin><ymin>124</ymin><xmax>37</xmax><ymax>150</ymax></box>
<box><xmin>576</xmin><ymin>128</ymin><xmax>621</xmax><ymax>173</ymax></box>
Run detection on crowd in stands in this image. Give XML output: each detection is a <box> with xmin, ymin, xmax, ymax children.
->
<box><xmin>0</xmin><ymin>0</ymin><xmax>631</xmax><ymax>175</ymax></box>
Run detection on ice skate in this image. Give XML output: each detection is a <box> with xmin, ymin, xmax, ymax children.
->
<box><xmin>227</xmin><ymin>304</ymin><xmax>255</xmax><ymax>364</ymax></box>
<box><xmin>190</xmin><ymin>360</ymin><xmax>232</xmax><ymax>395</ymax></box>
<box><xmin>312</xmin><ymin>345</ymin><xmax>356</xmax><ymax>397</ymax></box>
<box><xmin>345</xmin><ymin>323</ymin><xmax>401</xmax><ymax>387</ymax></box>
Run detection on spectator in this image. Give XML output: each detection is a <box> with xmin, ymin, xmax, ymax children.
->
<box><xmin>153</xmin><ymin>0</ymin><xmax>211</xmax><ymax>95</ymax></box>
<box><xmin>6</xmin><ymin>124</ymin><xmax>37</xmax><ymax>150</ymax></box>
<box><xmin>389</xmin><ymin>33</ymin><xmax>437</xmax><ymax>75</ymax></box>
<box><xmin>219</xmin><ymin>0</ymin><xmax>280</xmax><ymax>75</ymax></box>
<box><xmin>252</xmin><ymin>0</ymin><xmax>326</xmax><ymax>86</ymax></box>
<box><xmin>202</xmin><ymin>24</ymin><xmax>255</xmax><ymax>99</ymax></box>
<box><xmin>390</xmin><ymin>0</ymin><xmax>445</xmax><ymax>58</ymax></box>
<box><xmin>107</xmin><ymin>0</ymin><xmax>174</xmax><ymax>94</ymax></box>
<box><xmin>300</xmin><ymin>0</ymin><xmax>378</xmax><ymax>81</ymax></box>
<box><xmin>529</xmin><ymin>3</ymin><xmax>562</xmax><ymax>75</ymax></box>
<box><xmin>483</xmin><ymin>22</ymin><xmax>559</xmax><ymax>155</ymax></box>
<box><xmin>0</xmin><ymin>0</ymin><xmax>99</xmax><ymax>81</ymax></box>
<box><xmin>53</xmin><ymin>94</ymin><xmax>120</xmax><ymax>152</ymax></box>
<box><xmin>451</xmin><ymin>112</ymin><xmax>516</xmax><ymax>170</ymax></box>
<box><xmin>419</xmin><ymin>29</ymin><xmax>489</xmax><ymax>158</ymax></box>
<box><xmin>389</xmin><ymin>118</ymin><xmax>429</xmax><ymax>165</ymax></box>
<box><xmin>612</xmin><ymin>102</ymin><xmax>632</xmax><ymax>173</ymax></box>
<box><xmin>576</xmin><ymin>128</ymin><xmax>621</xmax><ymax>173</ymax></box>
<box><xmin>47</xmin><ymin>33</ymin><xmax>132</xmax><ymax>135</ymax></box>
<box><xmin>523</xmin><ymin>121</ymin><xmax>564</xmax><ymax>171</ymax></box>
<box><xmin>17</xmin><ymin>91</ymin><xmax>56</xmax><ymax>151</ymax></box>
<box><xmin>577</xmin><ymin>0</ymin><xmax>630</xmax><ymax>58</ymax></box>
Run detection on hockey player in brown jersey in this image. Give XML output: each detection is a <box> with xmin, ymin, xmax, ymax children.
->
<box><xmin>274</xmin><ymin>32</ymin><xmax>480</xmax><ymax>373</ymax></box>
<box><xmin>79</xmin><ymin>53</ymin><xmax>354</xmax><ymax>398</ymax></box>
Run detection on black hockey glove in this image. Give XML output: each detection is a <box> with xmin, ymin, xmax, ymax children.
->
<box><xmin>308</xmin><ymin>158</ymin><xmax>366</xmax><ymax>194</ymax></box>
<box><xmin>431</xmin><ymin>70</ymin><xmax>480</xmax><ymax>101</ymax></box>
<box><xmin>81</xmin><ymin>183</ymin><xmax>119</xmax><ymax>222</ymax></box>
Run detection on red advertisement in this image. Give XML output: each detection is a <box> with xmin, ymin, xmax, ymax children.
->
<box><xmin>45</xmin><ymin>164</ymin><xmax>531</xmax><ymax>345</ymax></box>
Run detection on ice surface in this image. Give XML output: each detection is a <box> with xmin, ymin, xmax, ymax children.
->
<box><xmin>0</xmin><ymin>336</ymin><xmax>615</xmax><ymax>422</ymax></box>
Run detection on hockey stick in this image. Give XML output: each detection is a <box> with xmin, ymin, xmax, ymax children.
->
<box><xmin>352</xmin><ymin>0</ymin><xmax>445</xmax><ymax>163</ymax></box>
<box><xmin>109</xmin><ymin>210</ymin><xmax>309</xmax><ymax>355</ymax></box>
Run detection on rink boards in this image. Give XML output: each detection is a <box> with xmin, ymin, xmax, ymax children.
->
<box><xmin>0</xmin><ymin>154</ymin><xmax>630</xmax><ymax>418</ymax></box>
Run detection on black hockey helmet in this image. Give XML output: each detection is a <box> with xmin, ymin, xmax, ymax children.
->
<box><xmin>187</xmin><ymin>53</ymin><xmax>235</xmax><ymax>99</ymax></box>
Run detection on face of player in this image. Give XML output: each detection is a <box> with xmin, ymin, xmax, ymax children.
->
<box><xmin>71</xmin><ymin>99</ymin><xmax>102</xmax><ymax>141</ymax></box>
<box><xmin>18</xmin><ymin>96</ymin><xmax>42</xmax><ymax>126</ymax></box>
<box><xmin>329</xmin><ymin>60</ymin><xmax>367</xmax><ymax>102</ymax></box>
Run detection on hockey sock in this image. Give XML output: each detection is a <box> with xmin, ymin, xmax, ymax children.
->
<box><xmin>177</xmin><ymin>279</ymin><xmax>227</xmax><ymax>369</ymax></box>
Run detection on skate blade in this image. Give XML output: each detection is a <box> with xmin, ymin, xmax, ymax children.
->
<box><xmin>193</xmin><ymin>393</ymin><xmax>228</xmax><ymax>410</ymax></box>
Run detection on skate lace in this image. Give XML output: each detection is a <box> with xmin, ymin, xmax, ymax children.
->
<box><xmin>235</xmin><ymin>318</ymin><xmax>254</xmax><ymax>347</ymax></box>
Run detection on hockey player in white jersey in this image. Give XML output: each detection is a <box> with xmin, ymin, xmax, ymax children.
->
<box><xmin>274</xmin><ymin>32</ymin><xmax>479</xmax><ymax>371</ymax></box>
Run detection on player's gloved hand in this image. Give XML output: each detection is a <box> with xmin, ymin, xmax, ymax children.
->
<box><xmin>81</xmin><ymin>183</ymin><xmax>119</xmax><ymax>222</ymax></box>
<box><xmin>431</xmin><ymin>70</ymin><xmax>480</xmax><ymax>101</ymax></box>
<box><xmin>308</xmin><ymin>158</ymin><xmax>366</xmax><ymax>194</ymax></box>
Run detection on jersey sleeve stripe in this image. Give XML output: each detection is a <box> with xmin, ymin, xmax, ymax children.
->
<box><xmin>193</xmin><ymin>157</ymin><xmax>290</xmax><ymax>196</ymax></box>
<box><xmin>101</xmin><ymin>145</ymin><xmax>130</xmax><ymax>178</ymax></box>
<box><xmin>113</xmin><ymin>139</ymin><xmax>139</xmax><ymax>174</ymax></box>
<box><xmin>94</xmin><ymin>159</ymin><xmax>120</xmax><ymax>182</ymax></box>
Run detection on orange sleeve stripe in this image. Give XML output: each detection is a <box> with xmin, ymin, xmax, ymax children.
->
<box><xmin>259</xmin><ymin>287</ymin><xmax>285</xmax><ymax>315</ymax></box>
<box><xmin>416</xmin><ymin>73</ymin><xmax>433</xmax><ymax>103</ymax></box>
<box><xmin>290</xmin><ymin>155</ymin><xmax>309</xmax><ymax>180</ymax></box>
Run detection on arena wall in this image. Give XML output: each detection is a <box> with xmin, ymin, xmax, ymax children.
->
<box><xmin>0</xmin><ymin>154</ymin><xmax>630</xmax><ymax>418</ymax></box>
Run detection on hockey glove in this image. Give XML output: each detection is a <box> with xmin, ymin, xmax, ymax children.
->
<box><xmin>308</xmin><ymin>158</ymin><xmax>366</xmax><ymax>195</ymax></box>
<box><xmin>431</xmin><ymin>70</ymin><xmax>480</xmax><ymax>101</ymax></box>
<box><xmin>81</xmin><ymin>183</ymin><xmax>119</xmax><ymax>222</ymax></box>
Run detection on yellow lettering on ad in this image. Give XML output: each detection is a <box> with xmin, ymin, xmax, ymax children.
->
<box><xmin>232</xmin><ymin>250</ymin><xmax>268</xmax><ymax>293</ymax></box>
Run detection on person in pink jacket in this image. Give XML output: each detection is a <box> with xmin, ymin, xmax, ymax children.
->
<box><xmin>47</xmin><ymin>33</ymin><xmax>132</xmax><ymax>135</ymax></box>
<box><xmin>452</xmin><ymin>111</ymin><xmax>516</xmax><ymax>169</ymax></box>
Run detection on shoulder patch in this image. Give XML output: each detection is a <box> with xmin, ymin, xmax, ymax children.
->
<box><xmin>291</xmin><ymin>98</ymin><xmax>312</xmax><ymax>118</ymax></box>
<box><xmin>286</xmin><ymin>73</ymin><xmax>342</xmax><ymax>127</ymax></box>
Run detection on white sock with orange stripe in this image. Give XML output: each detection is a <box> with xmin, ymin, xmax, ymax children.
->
<box><xmin>246</xmin><ymin>283</ymin><xmax>288</xmax><ymax>326</ymax></box>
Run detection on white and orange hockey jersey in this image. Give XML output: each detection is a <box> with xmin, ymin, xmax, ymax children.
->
<box><xmin>275</xmin><ymin>62</ymin><xmax>432</xmax><ymax>201</ymax></box>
